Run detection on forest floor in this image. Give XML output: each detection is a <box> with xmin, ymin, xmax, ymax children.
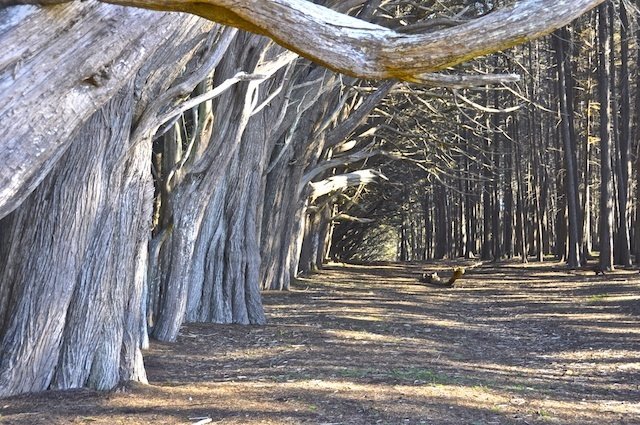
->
<box><xmin>2</xmin><ymin>261</ymin><xmax>640</xmax><ymax>424</ymax></box>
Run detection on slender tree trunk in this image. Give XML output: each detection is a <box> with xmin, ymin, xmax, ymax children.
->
<box><xmin>597</xmin><ymin>2</ymin><xmax>615</xmax><ymax>270</ymax></box>
<box><xmin>528</xmin><ymin>41</ymin><xmax>545</xmax><ymax>261</ymax></box>
<box><xmin>531</xmin><ymin>118</ymin><xmax>545</xmax><ymax>261</ymax></box>
<box><xmin>634</xmin><ymin>0</ymin><xmax>640</xmax><ymax>264</ymax></box>
<box><xmin>482</xmin><ymin>105</ymin><xmax>494</xmax><ymax>261</ymax></box>
<box><xmin>503</xmin><ymin>129</ymin><xmax>514</xmax><ymax>259</ymax></box>
<box><xmin>554</xmin><ymin>27</ymin><xmax>581</xmax><ymax>268</ymax></box>
<box><xmin>463</xmin><ymin>135</ymin><xmax>477</xmax><ymax>258</ymax></box>
<box><xmin>424</xmin><ymin>189</ymin><xmax>433</xmax><ymax>260</ymax></box>
<box><xmin>434</xmin><ymin>184</ymin><xmax>447</xmax><ymax>260</ymax></box>
<box><xmin>514</xmin><ymin>119</ymin><xmax>528</xmax><ymax>262</ymax></box>
<box><xmin>491</xmin><ymin>89</ymin><xmax>503</xmax><ymax>260</ymax></box>
<box><xmin>458</xmin><ymin>162</ymin><xmax>468</xmax><ymax>258</ymax></box>
<box><xmin>582</xmin><ymin>22</ymin><xmax>597</xmax><ymax>259</ymax></box>
<box><xmin>614</xmin><ymin>1</ymin><xmax>632</xmax><ymax>265</ymax></box>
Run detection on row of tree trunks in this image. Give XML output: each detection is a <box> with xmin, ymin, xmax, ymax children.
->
<box><xmin>331</xmin><ymin>4</ymin><xmax>639</xmax><ymax>268</ymax></box>
<box><xmin>259</xmin><ymin>74</ymin><xmax>332</xmax><ymax>289</ymax></box>
<box><xmin>150</xmin><ymin>33</ymin><xmax>272</xmax><ymax>341</ymax></box>
<box><xmin>0</xmin><ymin>2</ymin><xmax>217</xmax><ymax>397</ymax></box>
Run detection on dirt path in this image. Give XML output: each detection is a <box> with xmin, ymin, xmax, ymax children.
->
<box><xmin>2</xmin><ymin>262</ymin><xmax>640</xmax><ymax>424</ymax></box>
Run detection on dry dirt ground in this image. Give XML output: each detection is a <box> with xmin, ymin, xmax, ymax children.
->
<box><xmin>2</xmin><ymin>261</ymin><xmax>640</xmax><ymax>424</ymax></box>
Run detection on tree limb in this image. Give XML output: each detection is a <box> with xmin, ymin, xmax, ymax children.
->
<box><xmin>324</xmin><ymin>80</ymin><xmax>396</xmax><ymax>149</ymax></box>
<box><xmin>308</xmin><ymin>169</ymin><xmax>386</xmax><ymax>200</ymax></box>
<box><xmin>96</xmin><ymin>0</ymin><xmax>603</xmax><ymax>83</ymax></box>
<box><xmin>300</xmin><ymin>147</ymin><xmax>383</xmax><ymax>194</ymax></box>
<box><xmin>332</xmin><ymin>213</ymin><xmax>375</xmax><ymax>223</ymax></box>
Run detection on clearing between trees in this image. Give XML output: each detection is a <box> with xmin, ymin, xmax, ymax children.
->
<box><xmin>2</xmin><ymin>262</ymin><xmax>639</xmax><ymax>424</ymax></box>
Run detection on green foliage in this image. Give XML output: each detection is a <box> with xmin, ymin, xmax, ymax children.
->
<box><xmin>350</xmin><ymin>224</ymin><xmax>399</xmax><ymax>262</ymax></box>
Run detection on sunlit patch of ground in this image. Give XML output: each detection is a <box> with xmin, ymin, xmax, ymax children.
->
<box><xmin>2</xmin><ymin>261</ymin><xmax>639</xmax><ymax>424</ymax></box>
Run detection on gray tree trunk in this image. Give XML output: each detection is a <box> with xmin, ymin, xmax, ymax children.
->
<box><xmin>0</xmin><ymin>3</ymin><xmax>213</xmax><ymax>397</ymax></box>
<box><xmin>260</xmin><ymin>72</ymin><xmax>335</xmax><ymax>290</ymax></box>
<box><xmin>614</xmin><ymin>2</ymin><xmax>631</xmax><ymax>266</ymax></box>
<box><xmin>151</xmin><ymin>33</ymin><xmax>280</xmax><ymax>340</ymax></box>
<box><xmin>0</xmin><ymin>86</ymin><xmax>151</xmax><ymax>396</ymax></box>
<box><xmin>554</xmin><ymin>27</ymin><xmax>581</xmax><ymax>268</ymax></box>
<box><xmin>597</xmin><ymin>2</ymin><xmax>614</xmax><ymax>271</ymax></box>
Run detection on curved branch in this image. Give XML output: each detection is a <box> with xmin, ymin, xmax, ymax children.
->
<box><xmin>99</xmin><ymin>0</ymin><xmax>603</xmax><ymax>83</ymax></box>
<box><xmin>452</xmin><ymin>89</ymin><xmax>521</xmax><ymax>113</ymax></box>
<box><xmin>308</xmin><ymin>169</ymin><xmax>386</xmax><ymax>200</ymax></box>
<box><xmin>300</xmin><ymin>147</ymin><xmax>383</xmax><ymax>194</ymax></box>
<box><xmin>130</xmin><ymin>27</ymin><xmax>238</xmax><ymax>146</ymax></box>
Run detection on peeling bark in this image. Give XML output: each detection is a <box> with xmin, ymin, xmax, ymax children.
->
<box><xmin>0</xmin><ymin>84</ymin><xmax>150</xmax><ymax>396</ymax></box>
<box><xmin>0</xmin><ymin>3</ymin><xmax>206</xmax><ymax>219</ymax></box>
<box><xmin>0</xmin><ymin>4</ymin><xmax>213</xmax><ymax>396</ymax></box>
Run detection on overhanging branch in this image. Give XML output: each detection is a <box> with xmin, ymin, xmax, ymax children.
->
<box><xmin>94</xmin><ymin>0</ymin><xmax>604</xmax><ymax>83</ymax></box>
<box><xmin>308</xmin><ymin>169</ymin><xmax>387</xmax><ymax>200</ymax></box>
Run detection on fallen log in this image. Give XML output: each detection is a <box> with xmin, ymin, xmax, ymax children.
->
<box><xmin>419</xmin><ymin>267</ymin><xmax>465</xmax><ymax>287</ymax></box>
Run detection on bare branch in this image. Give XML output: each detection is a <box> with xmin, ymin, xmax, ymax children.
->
<box><xmin>309</xmin><ymin>169</ymin><xmax>387</xmax><ymax>200</ymax></box>
<box><xmin>332</xmin><ymin>213</ymin><xmax>376</xmax><ymax>223</ymax></box>
<box><xmin>452</xmin><ymin>89</ymin><xmax>521</xmax><ymax>113</ymax></box>
<box><xmin>419</xmin><ymin>72</ymin><xmax>520</xmax><ymax>89</ymax></box>
<box><xmin>300</xmin><ymin>147</ymin><xmax>383</xmax><ymax>194</ymax></box>
<box><xmin>98</xmin><ymin>0</ymin><xmax>603</xmax><ymax>83</ymax></box>
<box><xmin>131</xmin><ymin>27</ymin><xmax>238</xmax><ymax>145</ymax></box>
<box><xmin>324</xmin><ymin>80</ymin><xmax>396</xmax><ymax>149</ymax></box>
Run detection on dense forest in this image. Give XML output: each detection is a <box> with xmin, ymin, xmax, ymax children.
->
<box><xmin>0</xmin><ymin>0</ymin><xmax>631</xmax><ymax>400</ymax></box>
<box><xmin>333</xmin><ymin>1</ymin><xmax>640</xmax><ymax>271</ymax></box>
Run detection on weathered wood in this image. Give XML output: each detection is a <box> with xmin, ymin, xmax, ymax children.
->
<box><xmin>0</xmin><ymin>84</ymin><xmax>151</xmax><ymax>396</ymax></box>
<box><xmin>260</xmin><ymin>69</ymin><xmax>335</xmax><ymax>290</ymax></box>
<box><xmin>308</xmin><ymin>170</ymin><xmax>385</xmax><ymax>201</ymax></box>
<box><xmin>151</xmin><ymin>34</ymin><xmax>288</xmax><ymax>340</ymax></box>
<box><xmin>0</xmin><ymin>3</ymin><xmax>209</xmax><ymax>219</ymax></box>
<box><xmin>0</xmin><ymin>5</ymin><xmax>214</xmax><ymax>396</ymax></box>
<box><xmin>419</xmin><ymin>267</ymin><xmax>465</xmax><ymax>287</ymax></box>
<box><xmin>98</xmin><ymin>0</ymin><xmax>603</xmax><ymax>83</ymax></box>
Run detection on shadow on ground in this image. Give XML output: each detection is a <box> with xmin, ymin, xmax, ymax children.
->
<box><xmin>2</xmin><ymin>261</ymin><xmax>639</xmax><ymax>424</ymax></box>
